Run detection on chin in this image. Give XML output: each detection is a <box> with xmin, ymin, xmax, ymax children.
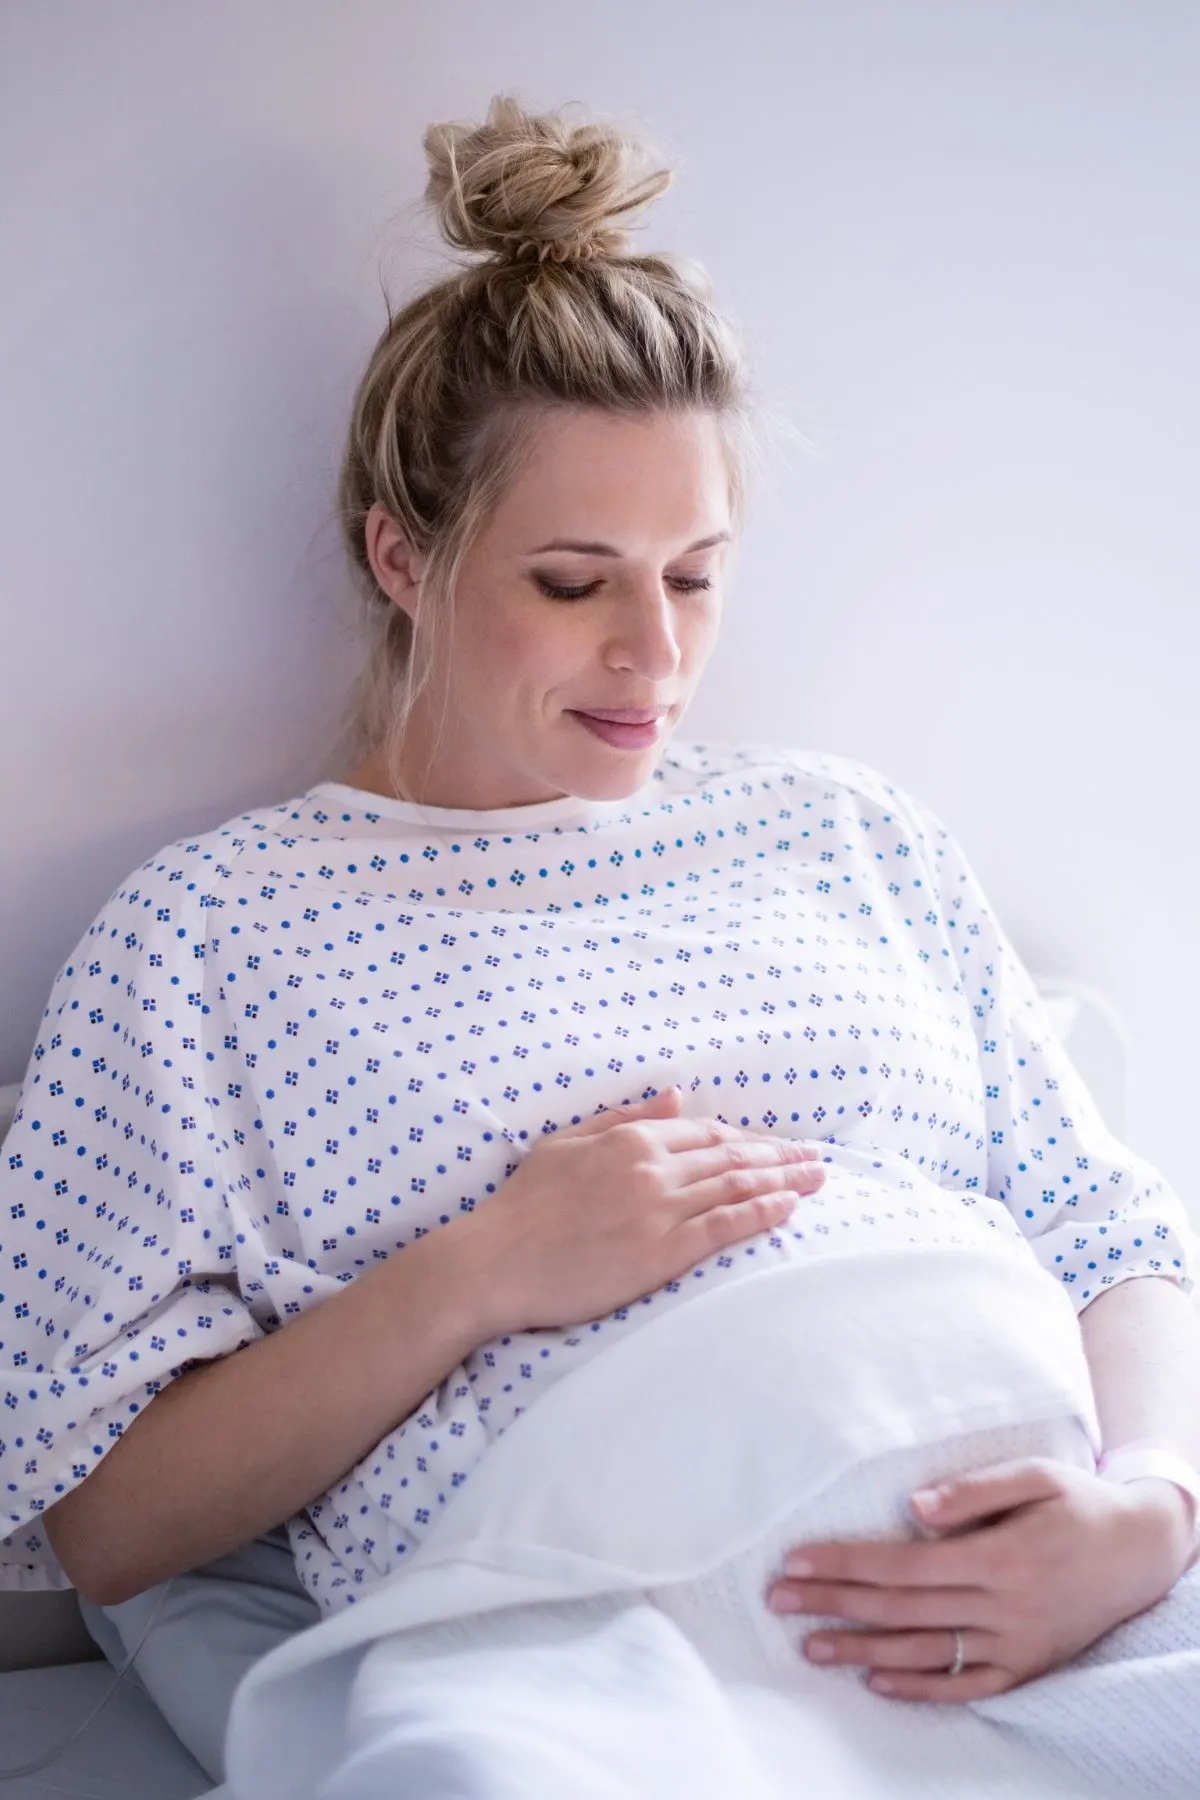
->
<box><xmin>546</xmin><ymin>711</ymin><xmax>679</xmax><ymax>801</ymax></box>
<box><xmin>579</xmin><ymin>767</ymin><xmax>658</xmax><ymax>802</ymax></box>
<box><xmin>558</xmin><ymin>745</ymin><xmax>668</xmax><ymax>803</ymax></box>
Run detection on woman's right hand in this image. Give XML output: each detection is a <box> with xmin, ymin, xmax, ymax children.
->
<box><xmin>461</xmin><ymin>1086</ymin><xmax>826</xmax><ymax>1333</ymax></box>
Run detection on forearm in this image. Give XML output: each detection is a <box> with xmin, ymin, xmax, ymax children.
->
<box><xmin>1079</xmin><ymin>1274</ymin><xmax>1200</xmax><ymax>1572</ymax></box>
<box><xmin>44</xmin><ymin>1214</ymin><xmax>506</xmax><ymax>1606</ymax></box>
<box><xmin>1079</xmin><ymin>1274</ymin><xmax>1200</xmax><ymax>1462</ymax></box>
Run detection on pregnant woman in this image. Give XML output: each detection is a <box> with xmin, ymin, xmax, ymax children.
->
<box><xmin>2</xmin><ymin>97</ymin><xmax>1199</xmax><ymax>1797</ymax></box>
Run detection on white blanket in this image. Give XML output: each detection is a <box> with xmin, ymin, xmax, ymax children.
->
<box><xmin>216</xmin><ymin>1248</ymin><xmax>1200</xmax><ymax>1799</ymax></box>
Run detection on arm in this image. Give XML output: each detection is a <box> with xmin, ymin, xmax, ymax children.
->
<box><xmin>45</xmin><ymin>1208</ymin><xmax>502</xmax><ymax>1606</ymax></box>
<box><xmin>1080</xmin><ymin>1273</ymin><xmax>1200</xmax><ymax>1556</ymax></box>
<box><xmin>895</xmin><ymin>785</ymin><xmax>1195</xmax><ymax>1307</ymax></box>
<box><xmin>908</xmin><ymin>785</ymin><xmax>1200</xmax><ymax>1574</ymax></box>
<box><xmin>1081</xmin><ymin>1273</ymin><xmax>1200</xmax><ymax>1458</ymax></box>
<box><xmin>765</xmin><ymin>789</ymin><xmax>1200</xmax><ymax>1698</ymax></box>
<box><xmin>45</xmin><ymin>1093</ymin><xmax>819</xmax><ymax>1605</ymax></box>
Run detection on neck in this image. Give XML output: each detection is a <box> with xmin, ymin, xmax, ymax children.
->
<box><xmin>340</xmin><ymin>736</ymin><xmax>567</xmax><ymax>812</ymax></box>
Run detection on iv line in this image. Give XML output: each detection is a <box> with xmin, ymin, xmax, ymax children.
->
<box><xmin>0</xmin><ymin>1576</ymin><xmax>175</xmax><ymax>1782</ymax></box>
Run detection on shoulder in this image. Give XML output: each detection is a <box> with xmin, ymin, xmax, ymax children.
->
<box><xmin>659</xmin><ymin>739</ymin><xmax>938</xmax><ymax>831</ymax></box>
<box><xmin>652</xmin><ymin>741</ymin><xmax>957</xmax><ymax>886</ymax></box>
<box><xmin>41</xmin><ymin>787</ymin><xmax>327</xmax><ymax>995</ymax></box>
<box><xmin>111</xmin><ymin>786</ymin><xmax>334</xmax><ymax>905</ymax></box>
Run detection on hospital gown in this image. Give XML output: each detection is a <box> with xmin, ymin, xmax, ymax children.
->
<box><xmin>0</xmin><ymin>743</ymin><xmax>1192</xmax><ymax>1609</ymax></box>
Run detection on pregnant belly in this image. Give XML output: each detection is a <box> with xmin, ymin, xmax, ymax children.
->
<box><xmin>361</xmin><ymin>1154</ymin><xmax>1082</xmax><ymax>1588</ymax></box>
<box><xmin>418</xmin><ymin>1244</ymin><xmax>1100</xmax><ymax>1590</ymax></box>
<box><xmin>241</xmin><ymin>1250</ymin><xmax>1101</xmax><ymax>1800</ymax></box>
<box><xmin>466</xmin><ymin>1141</ymin><xmax>1040</xmax><ymax>1447</ymax></box>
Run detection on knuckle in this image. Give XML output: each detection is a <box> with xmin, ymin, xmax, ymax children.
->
<box><xmin>740</xmin><ymin>1199</ymin><xmax>772</xmax><ymax>1235</ymax></box>
<box><xmin>734</xmin><ymin>1159</ymin><xmax>780</xmax><ymax>1202</ymax></box>
<box><xmin>611</xmin><ymin>1121</ymin><xmax>654</xmax><ymax>1156</ymax></box>
<box><xmin>727</xmin><ymin>1166</ymin><xmax>765</xmax><ymax>1201</ymax></box>
<box><xmin>629</xmin><ymin>1161</ymin><xmax>668</xmax><ymax>1202</ymax></box>
<box><xmin>707</xmin><ymin>1208</ymin><xmax>740</xmax><ymax>1246</ymax></box>
<box><xmin>696</xmin><ymin>1209</ymin><xmax>729</xmax><ymax>1253</ymax></box>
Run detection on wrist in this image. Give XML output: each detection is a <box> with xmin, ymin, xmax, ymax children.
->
<box><xmin>1117</xmin><ymin>1478</ymin><xmax>1200</xmax><ymax>1577</ymax></box>
<box><xmin>1098</xmin><ymin>1441</ymin><xmax>1200</xmax><ymax>1578</ymax></box>
<box><xmin>431</xmin><ymin>1207</ymin><xmax>526</xmax><ymax>1343</ymax></box>
<box><xmin>367</xmin><ymin>1211</ymin><xmax>514</xmax><ymax>1375</ymax></box>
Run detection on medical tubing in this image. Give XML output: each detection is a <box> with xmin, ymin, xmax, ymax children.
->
<box><xmin>0</xmin><ymin>1576</ymin><xmax>175</xmax><ymax>1781</ymax></box>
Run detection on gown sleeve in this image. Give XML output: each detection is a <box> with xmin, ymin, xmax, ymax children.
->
<box><xmin>894</xmin><ymin>787</ymin><xmax>1196</xmax><ymax>1312</ymax></box>
<box><xmin>0</xmin><ymin>864</ymin><xmax>263</xmax><ymax>1579</ymax></box>
<box><xmin>289</xmin><ymin>1369</ymin><xmax>491</xmax><ymax>1609</ymax></box>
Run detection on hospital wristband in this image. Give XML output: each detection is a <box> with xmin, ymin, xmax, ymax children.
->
<box><xmin>1096</xmin><ymin>1443</ymin><xmax>1200</xmax><ymax>1564</ymax></box>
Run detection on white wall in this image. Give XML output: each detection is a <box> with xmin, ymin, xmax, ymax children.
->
<box><xmin>2</xmin><ymin>1</ymin><xmax>1197</xmax><ymax>1200</ymax></box>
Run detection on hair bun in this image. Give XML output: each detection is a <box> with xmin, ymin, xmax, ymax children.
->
<box><xmin>423</xmin><ymin>95</ymin><xmax>672</xmax><ymax>266</ymax></box>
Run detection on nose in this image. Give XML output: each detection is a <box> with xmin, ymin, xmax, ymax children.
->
<box><xmin>604</xmin><ymin>582</ymin><xmax>683</xmax><ymax>682</ymax></box>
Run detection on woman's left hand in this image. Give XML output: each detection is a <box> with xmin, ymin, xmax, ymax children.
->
<box><xmin>766</xmin><ymin>1459</ymin><xmax>1195</xmax><ymax>1702</ymax></box>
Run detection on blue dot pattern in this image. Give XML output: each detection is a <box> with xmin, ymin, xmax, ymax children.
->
<box><xmin>0</xmin><ymin>743</ymin><xmax>1192</xmax><ymax>1604</ymax></box>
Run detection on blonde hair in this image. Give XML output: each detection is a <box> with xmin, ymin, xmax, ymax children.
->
<box><xmin>335</xmin><ymin>95</ymin><xmax>752</xmax><ymax>789</ymax></box>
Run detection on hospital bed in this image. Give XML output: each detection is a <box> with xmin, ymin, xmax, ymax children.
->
<box><xmin>0</xmin><ymin>978</ymin><xmax>1133</xmax><ymax>1796</ymax></box>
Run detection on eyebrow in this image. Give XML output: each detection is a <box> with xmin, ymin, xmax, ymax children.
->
<box><xmin>525</xmin><ymin>531</ymin><xmax>731</xmax><ymax>557</ymax></box>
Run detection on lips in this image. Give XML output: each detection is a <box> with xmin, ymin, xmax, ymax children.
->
<box><xmin>570</xmin><ymin>709</ymin><xmax>667</xmax><ymax>750</ymax></box>
<box><xmin>577</xmin><ymin>709</ymin><xmax>668</xmax><ymax>725</ymax></box>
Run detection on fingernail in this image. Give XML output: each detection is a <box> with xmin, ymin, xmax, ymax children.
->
<box><xmin>784</xmin><ymin>1554</ymin><xmax>814</xmax><ymax>1577</ymax></box>
<box><xmin>806</xmin><ymin>1639</ymin><xmax>835</xmax><ymax>1662</ymax></box>
<box><xmin>871</xmin><ymin>1677</ymin><xmax>894</xmax><ymax>1695</ymax></box>
<box><xmin>911</xmin><ymin>1487</ymin><xmax>941</xmax><ymax>1512</ymax></box>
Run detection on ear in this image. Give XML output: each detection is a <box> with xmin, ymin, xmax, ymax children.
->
<box><xmin>364</xmin><ymin>503</ymin><xmax>427</xmax><ymax>621</ymax></box>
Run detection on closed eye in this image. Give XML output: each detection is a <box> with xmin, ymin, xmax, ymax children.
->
<box><xmin>532</xmin><ymin>574</ymin><xmax>714</xmax><ymax>602</ymax></box>
<box><xmin>533</xmin><ymin>576</ymin><xmax>604</xmax><ymax>600</ymax></box>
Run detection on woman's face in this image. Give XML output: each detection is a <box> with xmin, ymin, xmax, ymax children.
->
<box><xmin>369</xmin><ymin>406</ymin><xmax>734</xmax><ymax>809</ymax></box>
